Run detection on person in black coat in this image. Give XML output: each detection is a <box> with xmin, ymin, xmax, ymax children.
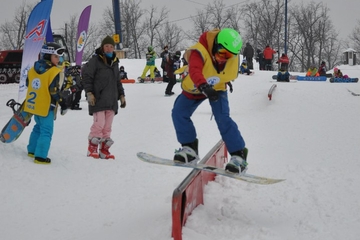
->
<box><xmin>160</xmin><ymin>45</ymin><xmax>169</xmax><ymax>82</ymax></box>
<box><xmin>255</xmin><ymin>49</ymin><xmax>265</xmax><ymax>70</ymax></box>
<box><xmin>82</xmin><ymin>36</ymin><xmax>126</xmax><ymax>160</ymax></box>
<box><xmin>164</xmin><ymin>51</ymin><xmax>181</xmax><ymax>96</ymax></box>
<box><xmin>242</xmin><ymin>42</ymin><xmax>254</xmax><ymax>69</ymax></box>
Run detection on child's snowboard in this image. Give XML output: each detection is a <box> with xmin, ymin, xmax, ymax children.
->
<box><xmin>0</xmin><ymin>99</ymin><xmax>33</xmax><ymax>143</ymax></box>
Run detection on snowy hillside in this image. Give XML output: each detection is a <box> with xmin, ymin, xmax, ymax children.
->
<box><xmin>0</xmin><ymin>59</ymin><xmax>359</xmax><ymax>240</ymax></box>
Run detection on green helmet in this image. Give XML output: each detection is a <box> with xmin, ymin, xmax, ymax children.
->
<box><xmin>216</xmin><ymin>28</ymin><xmax>242</xmax><ymax>54</ymax></box>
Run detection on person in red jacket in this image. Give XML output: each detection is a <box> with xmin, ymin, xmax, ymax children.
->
<box><xmin>276</xmin><ymin>53</ymin><xmax>289</xmax><ymax>70</ymax></box>
<box><xmin>171</xmin><ymin>28</ymin><xmax>248</xmax><ymax>174</ymax></box>
<box><xmin>263</xmin><ymin>45</ymin><xmax>277</xmax><ymax>70</ymax></box>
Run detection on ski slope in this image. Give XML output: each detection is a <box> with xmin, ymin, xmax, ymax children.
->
<box><xmin>0</xmin><ymin>59</ymin><xmax>359</xmax><ymax>240</ymax></box>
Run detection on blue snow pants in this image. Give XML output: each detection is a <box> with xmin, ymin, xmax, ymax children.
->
<box><xmin>27</xmin><ymin>110</ymin><xmax>54</xmax><ymax>159</ymax></box>
<box><xmin>171</xmin><ymin>91</ymin><xmax>245</xmax><ymax>153</ymax></box>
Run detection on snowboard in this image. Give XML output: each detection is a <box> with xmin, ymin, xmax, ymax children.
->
<box><xmin>322</xmin><ymin>73</ymin><xmax>333</xmax><ymax>78</ymax></box>
<box><xmin>0</xmin><ymin>99</ymin><xmax>33</xmax><ymax>143</ymax></box>
<box><xmin>297</xmin><ymin>76</ymin><xmax>327</xmax><ymax>81</ymax></box>
<box><xmin>329</xmin><ymin>77</ymin><xmax>358</xmax><ymax>83</ymax></box>
<box><xmin>272</xmin><ymin>75</ymin><xmax>298</xmax><ymax>80</ymax></box>
<box><xmin>137</xmin><ymin>77</ymin><xmax>163</xmax><ymax>83</ymax></box>
<box><xmin>239</xmin><ymin>71</ymin><xmax>255</xmax><ymax>76</ymax></box>
<box><xmin>137</xmin><ymin>152</ymin><xmax>285</xmax><ymax>185</ymax></box>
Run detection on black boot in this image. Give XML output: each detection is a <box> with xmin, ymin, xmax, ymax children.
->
<box><xmin>225</xmin><ymin>148</ymin><xmax>248</xmax><ymax>173</ymax></box>
<box><xmin>34</xmin><ymin>156</ymin><xmax>51</xmax><ymax>164</ymax></box>
<box><xmin>174</xmin><ymin>139</ymin><xmax>199</xmax><ymax>163</ymax></box>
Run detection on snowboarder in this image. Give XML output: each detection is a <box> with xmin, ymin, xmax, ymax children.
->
<box><xmin>171</xmin><ymin>28</ymin><xmax>248</xmax><ymax>174</ymax></box>
<box><xmin>140</xmin><ymin>46</ymin><xmax>156</xmax><ymax>83</ymax></box>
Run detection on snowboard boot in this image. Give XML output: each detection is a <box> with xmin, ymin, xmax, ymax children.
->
<box><xmin>139</xmin><ymin>78</ymin><xmax>145</xmax><ymax>83</ymax></box>
<box><xmin>99</xmin><ymin>138</ymin><xmax>115</xmax><ymax>159</ymax></box>
<box><xmin>28</xmin><ymin>152</ymin><xmax>34</xmax><ymax>158</ymax></box>
<box><xmin>174</xmin><ymin>139</ymin><xmax>199</xmax><ymax>163</ymax></box>
<box><xmin>151</xmin><ymin>78</ymin><xmax>155</xmax><ymax>83</ymax></box>
<box><xmin>87</xmin><ymin>137</ymin><xmax>100</xmax><ymax>159</ymax></box>
<box><xmin>165</xmin><ymin>91</ymin><xmax>174</xmax><ymax>96</ymax></box>
<box><xmin>225</xmin><ymin>148</ymin><xmax>248</xmax><ymax>174</ymax></box>
<box><xmin>34</xmin><ymin>157</ymin><xmax>51</xmax><ymax>164</ymax></box>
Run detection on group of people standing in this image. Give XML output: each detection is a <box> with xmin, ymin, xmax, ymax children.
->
<box><xmin>23</xmin><ymin>36</ymin><xmax>126</xmax><ymax>164</ymax></box>
<box><xmin>22</xmin><ymin>29</ymin><xmax>249</xmax><ymax>176</ymax></box>
<box><xmin>139</xmin><ymin>45</ymin><xmax>182</xmax><ymax>96</ymax></box>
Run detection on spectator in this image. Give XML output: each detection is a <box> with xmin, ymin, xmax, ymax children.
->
<box><xmin>160</xmin><ymin>45</ymin><xmax>169</xmax><ymax>82</ymax></box>
<box><xmin>333</xmin><ymin>67</ymin><xmax>349</xmax><ymax>78</ymax></box>
<box><xmin>119</xmin><ymin>66</ymin><xmax>128</xmax><ymax>80</ymax></box>
<box><xmin>82</xmin><ymin>35</ymin><xmax>126</xmax><ymax>159</ymax></box>
<box><xmin>276</xmin><ymin>53</ymin><xmax>289</xmax><ymax>71</ymax></box>
<box><xmin>263</xmin><ymin>45</ymin><xmax>277</xmax><ymax>70</ymax></box>
<box><xmin>239</xmin><ymin>59</ymin><xmax>252</xmax><ymax>75</ymax></box>
<box><xmin>318</xmin><ymin>61</ymin><xmax>327</xmax><ymax>76</ymax></box>
<box><xmin>164</xmin><ymin>51</ymin><xmax>181</xmax><ymax>96</ymax></box>
<box><xmin>242</xmin><ymin>42</ymin><xmax>254</xmax><ymax>69</ymax></box>
<box><xmin>306</xmin><ymin>64</ymin><xmax>320</xmax><ymax>77</ymax></box>
<box><xmin>276</xmin><ymin>65</ymin><xmax>290</xmax><ymax>82</ymax></box>
<box><xmin>255</xmin><ymin>49</ymin><xmax>265</xmax><ymax>70</ymax></box>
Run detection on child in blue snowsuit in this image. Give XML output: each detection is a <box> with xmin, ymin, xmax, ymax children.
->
<box><xmin>24</xmin><ymin>42</ymin><xmax>68</xmax><ymax>164</ymax></box>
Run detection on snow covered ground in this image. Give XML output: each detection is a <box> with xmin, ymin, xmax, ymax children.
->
<box><xmin>0</xmin><ymin>58</ymin><xmax>359</xmax><ymax>240</ymax></box>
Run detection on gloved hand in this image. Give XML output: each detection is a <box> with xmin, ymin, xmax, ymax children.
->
<box><xmin>87</xmin><ymin>92</ymin><xmax>96</xmax><ymax>106</ymax></box>
<box><xmin>198</xmin><ymin>83</ymin><xmax>218</xmax><ymax>101</ymax></box>
<box><xmin>119</xmin><ymin>95</ymin><xmax>126</xmax><ymax>108</ymax></box>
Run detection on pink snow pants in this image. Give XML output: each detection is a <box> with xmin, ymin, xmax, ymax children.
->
<box><xmin>89</xmin><ymin>110</ymin><xmax>115</xmax><ymax>139</ymax></box>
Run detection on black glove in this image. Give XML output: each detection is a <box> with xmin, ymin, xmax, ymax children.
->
<box><xmin>199</xmin><ymin>83</ymin><xmax>218</xmax><ymax>101</ymax></box>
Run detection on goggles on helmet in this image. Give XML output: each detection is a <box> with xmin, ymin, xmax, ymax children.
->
<box><xmin>41</xmin><ymin>47</ymin><xmax>65</xmax><ymax>56</ymax></box>
<box><xmin>214</xmin><ymin>44</ymin><xmax>236</xmax><ymax>63</ymax></box>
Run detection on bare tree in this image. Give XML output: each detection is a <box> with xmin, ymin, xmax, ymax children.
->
<box><xmin>155</xmin><ymin>22</ymin><xmax>185</xmax><ymax>52</ymax></box>
<box><xmin>143</xmin><ymin>5</ymin><xmax>169</xmax><ymax>50</ymax></box>
<box><xmin>188</xmin><ymin>0</ymin><xmax>242</xmax><ymax>43</ymax></box>
<box><xmin>241</xmin><ymin>0</ymin><xmax>285</xmax><ymax>54</ymax></box>
<box><xmin>121</xmin><ymin>0</ymin><xmax>146</xmax><ymax>58</ymax></box>
<box><xmin>0</xmin><ymin>2</ymin><xmax>34</xmax><ymax>50</ymax></box>
<box><xmin>61</xmin><ymin>15</ymin><xmax>78</xmax><ymax>62</ymax></box>
<box><xmin>187</xmin><ymin>9</ymin><xmax>212</xmax><ymax>43</ymax></box>
<box><xmin>349</xmin><ymin>20</ymin><xmax>360</xmax><ymax>51</ymax></box>
<box><xmin>99</xmin><ymin>7</ymin><xmax>116</xmax><ymax>37</ymax></box>
<box><xmin>290</xmin><ymin>2</ymin><xmax>339</xmax><ymax>71</ymax></box>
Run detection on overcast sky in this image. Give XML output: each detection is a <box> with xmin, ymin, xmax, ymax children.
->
<box><xmin>1</xmin><ymin>0</ymin><xmax>358</xmax><ymax>43</ymax></box>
